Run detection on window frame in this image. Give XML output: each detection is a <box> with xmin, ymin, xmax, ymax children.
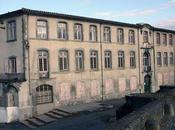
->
<box><xmin>156</xmin><ymin>52</ymin><xmax>162</xmax><ymax>66</ymax></box>
<box><xmin>130</xmin><ymin>51</ymin><xmax>136</xmax><ymax>68</ymax></box>
<box><xmin>57</xmin><ymin>22</ymin><xmax>68</xmax><ymax>40</ymax></box>
<box><xmin>162</xmin><ymin>33</ymin><xmax>167</xmax><ymax>46</ymax></box>
<box><xmin>36</xmin><ymin>84</ymin><xmax>53</xmax><ymax>105</ymax></box>
<box><xmin>128</xmin><ymin>30</ymin><xmax>135</xmax><ymax>44</ymax></box>
<box><xmin>156</xmin><ymin>33</ymin><xmax>161</xmax><ymax>45</ymax></box>
<box><xmin>169</xmin><ymin>52</ymin><xmax>174</xmax><ymax>65</ymax></box>
<box><xmin>8</xmin><ymin>56</ymin><xmax>17</xmax><ymax>74</ymax></box>
<box><xmin>74</xmin><ymin>23</ymin><xmax>83</xmax><ymax>41</ymax></box>
<box><xmin>104</xmin><ymin>50</ymin><xmax>112</xmax><ymax>69</ymax></box>
<box><xmin>163</xmin><ymin>52</ymin><xmax>168</xmax><ymax>66</ymax></box>
<box><xmin>36</xmin><ymin>19</ymin><xmax>48</xmax><ymax>40</ymax></box>
<box><xmin>117</xmin><ymin>28</ymin><xmax>124</xmax><ymax>44</ymax></box>
<box><xmin>59</xmin><ymin>50</ymin><xmax>69</xmax><ymax>71</ymax></box>
<box><xmin>118</xmin><ymin>50</ymin><xmax>125</xmax><ymax>68</ymax></box>
<box><xmin>75</xmin><ymin>50</ymin><xmax>84</xmax><ymax>71</ymax></box>
<box><xmin>90</xmin><ymin>50</ymin><xmax>98</xmax><ymax>70</ymax></box>
<box><xmin>169</xmin><ymin>34</ymin><xmax>173</xmax><ymax>46</ymax></box>
<box><xmin>103</xmin><ymin>26</ymin><xmax>111</xmax><ymax>43</ymax></box>
<box><xmin>143</xmin><ymin>31</ymin><xmax>149</xmax><ymax>43</ymax></box>
<box><xmin>7</xmin><ymin>20</ymin><xmax>17</xmax><ymax>42</ymax></box>
<box><xmin>89</xmin><ymin>25</ymin><xmax>97</xmax><ymax>42</ymax></box>
<box><xmin>38</xmin><ymin>50</ymin><xmax>49</xmax><ymax>78</ymax></box>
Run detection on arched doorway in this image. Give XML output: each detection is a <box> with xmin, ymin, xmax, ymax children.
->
<box><xmin>144</xmin><ymin>75</ymin><xmax>151</xmax><ymax>93</ymax></box>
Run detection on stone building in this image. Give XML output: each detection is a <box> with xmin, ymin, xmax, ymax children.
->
<box><xmin>0</xmin><ymin>8</ymin><xmax>174</xmax><ymax>123</ymax></box>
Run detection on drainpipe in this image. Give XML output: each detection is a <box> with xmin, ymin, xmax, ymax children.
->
<box><xmin>22</xmin><ymin>15</ymin><xmax>26</xmax><ymax>82</ymax></box>
<box><xmin>152</xmin><ymin>29</ymin><xmax>156</xmax><ymax>91</ymax></box>
<box><xmin>100</xmin><ymin>23</ymin><xmax>104</xmax><ymax>101</ymax></box>
<box><xmin>137</xmin><ymin>27</ymin><xmax>141</xmax><ymax>93</ymax></box>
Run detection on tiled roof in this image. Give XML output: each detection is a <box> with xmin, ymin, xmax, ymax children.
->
<box><xmin>0</xmin><ymin>8</ymin><xmax>175</xmax><ymax>33</ymax></box>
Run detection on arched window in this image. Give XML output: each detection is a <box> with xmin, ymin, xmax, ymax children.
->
<box><xmin>6</xmin><ymin>85</ymin><xmax>18</xmax><ymax>107</ymax></box>
<box><xmin>143</xmin><ymin>52</ymin><xmax>150</xmax><ymax>66</ymax></box>
<box><xmin>128</xmin><ymin>30</ymin><xmax>135</xmax><ymax>44</ymax></box>
<box><xmin>143</xmin><ymin>31</ymin><xmax>148</xmax><ymax>42</ymax></box>
<box><xmin>36</xmin><ymin>85</ymin><xmax>53</xmax><ymax>104</ymax></box>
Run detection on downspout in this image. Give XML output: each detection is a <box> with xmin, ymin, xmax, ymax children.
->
<box><xmin>100</xmin><ymin>23</ymin><xmax>104</xmax><ymax>101</ymax></box>
<box><xmin>152</xmin><ymin>29</ymin><xmax>156</xmax><ymax>91</ymax></box>
<box><xmin>137</xmin><ymin>27</ymin><xmax>141</xmax><ymax>93</ymax></box>
<box><xmin>22</xmin><ymin>15</ymin><xmax>26</xmax><ymax>82</ymax></box>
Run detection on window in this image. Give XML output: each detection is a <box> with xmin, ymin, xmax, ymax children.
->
<box><xmin>90</xmin><ymin>51</ymin><xmax>98</xmax><ymax>70</ymax></box>
<box><xmin>156</xmin><ymin>33</ymin><xmax>161</xmax><ymax>45</ymax></box>
<box><xmin>143</xmin><ymin>52</ymin><xmax>150</xmax><ymax>66</ymax></box>
<box><xmin>6</xmin><ymin>86</ymin><xmax>18</xmax><ymax>107</ymax></box>
<box><xmin>157</xmin><ymin>52</ymin><xmax>162</xmax><ymax>66</ymax></box>
<box><xmin>74</xmin><ymin>24</ymin><xmax>83</xmax><ymax>40</ymax></box>
<box><xmin>163</xmin><ymin>52</ymin><xmax>168</xmax><ymax>66</ymax></box>
<box><xmin>59</xmin><ymin>50</ymin><xmax>69</xmax><ymax>71</ymax></box>
<box><xmin>169</xmin><ymin>52</ymin><xmax>174</xmax><ymax>65</ymax></box>
<box><xmin>7</xmin><ymin>20</ymin><xmax>16</xmax><ymax>41</ymax></box>
<box><xmin>38</xmin><ymin>50</ymin><xmax>49</xmax><ymax>78</ymax></box>
<box><xmin>143</xmin><ymin>31</ymin><xmax>148</xmax><ymax>42</ymax></box>
<box><xmin>162</xmin><ymin>34</ymin><xmax>167</xmax><ymax>45</ymax></box>
<box><xmin>103</xmin><ymin>27</ymin><xmax>111</xmax><ymax>42</ymax></box>
<box><xmin>169</xmin><ymin>34</ymin><xmax>173</xmax><ymax>46</ymax></box>
<box><xmin>89</xmin><ymin>25</ymin><xmax>97</xmax><ymax>42</ymax></box>
<box><xmin>130</xmin><ymin>51</ymin><xmax>136</xmax><ymax>68</ymax></box>
<box><xmin>118</xmin><ymin>51</ymin><xmax>125</xmax><ymax>68</ymax></box>
<box><xmin>57</xmin><ymin>22</ymin><xmax>67</xmax><ymax>40</ymax></box>
<box><xmin>75</xmin><ymin>50</ymin><xmax>84</xmax><ymax>71</ymax></box>
<box><xmin>128</xmin><ymin>30</ymin><xmax>135</xmax><ymax>44</ymax></box>
<box><xmin>37</xmin><ymin>20</ymin><xmax>48</xmax><ymax>39</ymax></box>
<box><xmin>36</xmin><ymin>85</ymin><xmax>53</xmax><ymax>104</ymax></box>
<box><xmin>104</xmin><ymin>51</ymin><xmax>112</xmax><ymax>69</ymax></box>
<box><xmin>8</xmin><ymin>57</ymin><xmax>17</xmax><ymax>73</ymax></box>
<box><xmin>117</xmin><ymin>28</ymin><xmax>124</xmax><ymax>43</ymax></box>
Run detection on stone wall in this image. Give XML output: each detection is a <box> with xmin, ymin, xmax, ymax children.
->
<box><xmin>105</xmin><ymin>85</ymin><xmax>175</xmax><ymax>130</ymax></box>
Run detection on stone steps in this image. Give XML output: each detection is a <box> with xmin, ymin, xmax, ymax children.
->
<box><xmin>20</xmin><ymin>120</ymin><xmax>37</xmax><ymax>129</ymax></box>
<box><xmin>45</xmin><ymin>112</ymin><xmax>64</xmax><ymax>119</ymax></box>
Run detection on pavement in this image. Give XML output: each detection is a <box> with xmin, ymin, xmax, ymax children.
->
<box><xmin>0</xmin><ymin>98</ymin><xmax>125</xmax><ymax>130</ymax></box>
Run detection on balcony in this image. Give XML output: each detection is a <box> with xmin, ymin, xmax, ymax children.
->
<box><xmin>143</xmin><ymin>66</ymin><xmax>151</xmax><ymax>72</ymax></box>
<box><xmin>0</xmin><ymin>73</ymin><xmax>25</xmax><ymax>83</ymax></box>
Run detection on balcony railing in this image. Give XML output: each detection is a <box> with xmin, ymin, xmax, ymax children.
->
<box><xmin>0</xmin><ymin>73</ymin><xmax>25</xmax><ymax>83</ymax></box>
<box><xmin>143</xmin><ymin>66</ymin><xmax>151</xmax><ymax>72</ymax></box>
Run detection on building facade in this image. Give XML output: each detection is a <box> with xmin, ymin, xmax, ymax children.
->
<box><xmin>0</xmin><ymin>8</ymin><xmax>174</xmax><ymax>123</ymax></box>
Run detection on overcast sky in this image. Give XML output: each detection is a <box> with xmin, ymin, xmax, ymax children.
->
<box><xmin>1</xmin><ymin>0</ymin><xmax>175</xmax><ymax>29</ymax></box>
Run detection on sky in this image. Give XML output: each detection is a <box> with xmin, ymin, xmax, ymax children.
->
<box><xmin>1</xmin><ymin>0</ymin><xmax>175</xmax><ymax>29</ymax></box>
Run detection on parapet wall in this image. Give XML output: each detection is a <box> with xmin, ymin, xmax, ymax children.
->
<box><xmin>105</xmin><ymin>85</ymin><xmax>175</xmax><ymax>130</ymax></box>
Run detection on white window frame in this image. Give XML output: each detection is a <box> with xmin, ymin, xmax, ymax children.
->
<box><xmin>74</xmin><ymin>24</ymin><xmax>83</xmax><ymax>41</ymax></box>
<box><xmin>89</xmin><ymin>25</ymin><xmax>97</xmax><ymax>42</ymax></box>
<box><xmin>104</xmin><ymin>51</ymin><xmax>112</xmax><ymax>69</ymax></box>
<box><xmin>118</xmin><ymin>51</ymin><xmax>125</xmax><ymax>68</ymax></box>
<box><xmin>75</xmin><ymin>50</ymin><xmax>84</xmax><ymax>71</ymax></box>
<box><xmin>57</xmin><ymin>22</ymin><xmax>67</xmax><ymax>40</ymax></box>
<box><xmin>103</xmin><ymin>27</ymin><xmax>111</xmax><ymax>42</ymax></box>
<box><xmin>117</xmin><ymin>28</ymin><xmax>124</xmax><ymax>43</ymax></box>
<box><xmin>59</xmin><ymin>50</ymin><xmax>69</xmax><ymax>71</ymax></box>
<box><xmin>90</xmin><ymin>50</ymin><xmax>98</xmax><ymax>70</ymax></box>
<box><xmin>38</xmin><ymin>50</ymin><xmax>49</xmax><ymax>78</ymax></box>
<box><xmin>37</xmin><ymin>20</ymin><xmax>48</xmax><ymax>39</ymax></box>
<box><xmin>130</xmin><ymin>51</ymin><xmax>136</xmax><ymax>68</ymax></box>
